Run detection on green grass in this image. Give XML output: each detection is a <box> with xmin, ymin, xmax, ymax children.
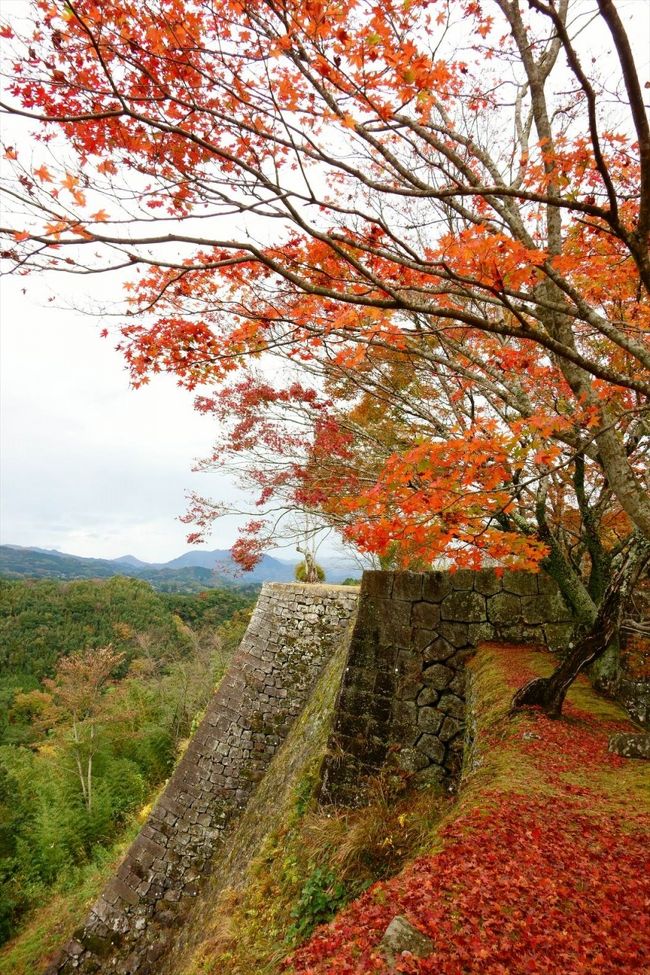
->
<box><xmin>0</xmin><ymin>822</ymin><xmax>140</xmax><ymax>975</ymax></box>
<box><xmin>183</xmin><ymin>778</ymin><xmax>450</xmax><ymax>975</ymax></box>
<box><xmin>172</xmin><ymin>635</ymin><xmax>451</xmax><ymax>975</ymax></box>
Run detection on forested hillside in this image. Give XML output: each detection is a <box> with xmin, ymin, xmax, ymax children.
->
<box><xmin>0</xmin><ymin>545</ymin><xmax>286</xmax><ymax>591</ymax></box>
<box><xmin>0</xmin><ymin>576</ymin><xmax>254</xmax><ymax>693</ymax></box>
<box><xmin>0</xmin><ymin>577</ymin><xmax>254</xmax><ymax>948</ymax></box>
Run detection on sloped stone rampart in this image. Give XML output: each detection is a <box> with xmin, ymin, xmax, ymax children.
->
<box><xmin>47</xmin><ymin>583</ymin><xmax>359</xmax><ymax>975</ymax></box>
<box><xmin>320</xmin><ymin>569</ymin><xmax>573</xmax><ymax>804</ymax></box>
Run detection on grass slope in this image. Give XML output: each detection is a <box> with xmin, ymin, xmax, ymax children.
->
<box><xmin>287</xmin><ymin>644</ymin><xmax>649</xmax><ymax>975</ymax></box>
<box><xmin>0</xmin><ymin>819</ymin><xmax>143</xmax><ymax>975</ymax></box>
<box><xmin>5</xmin><ymin>642</ymin><xmax>646</xmax><ymax>975</ymax></box>
<box><xmin>166</xmin><ymin>625</ymin><xmax>451</xmax><ymax>975</ymax></box>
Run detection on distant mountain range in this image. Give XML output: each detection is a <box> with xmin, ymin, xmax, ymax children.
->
<box><xmin>0</xmin><ymin>544</ymin><xmax>361</xmax><ymax>592</ymax></box>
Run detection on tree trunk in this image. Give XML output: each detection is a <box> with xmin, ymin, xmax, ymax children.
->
<box><xmin>512</xmin><ymin>536</ymin><xmax>650</xmax><ymax>717</ymax></box>
<box><xmin>297</xmin><ymin>545</ymin><xmax>319</xmax><ymax>583</ymax></box>
<box><xmin>87</xmin><ymin>723</ymin><xmax>94</xmax><ymax>813</ymax></box>
<box><xmin>71</xmin><ymin>717</ymin><xmax>90</xmax><ymax>810</ymax></box>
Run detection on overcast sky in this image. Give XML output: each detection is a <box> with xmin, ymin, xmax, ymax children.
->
<box><xmin>0</xmin><ymin>0</ymin><xmax>316</xmax><ymax>565</ymax></box>
<box><xmin>1</xmin><ymin>0</ymin><xmax>648</xmax><ymax>565</ymax></box>
<box><xmin>0</xmin><ymin>271</ymin><xmax>259</xmax><ymax>562</ymax></box>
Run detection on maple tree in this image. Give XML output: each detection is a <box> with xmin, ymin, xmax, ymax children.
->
<box><xmin>1</xmin><ymin>0</ymin><xmax>649</xmax><ymax>708</ymax></box>
<box><xmin>195</xmin><ymin>336</ymin><xmax>632</xmax><ymax>603</ymax></box>
<box><xmin>185</xmin><ymin>327</ymin><xmax>647</xmax><ymax>712</ymax></box>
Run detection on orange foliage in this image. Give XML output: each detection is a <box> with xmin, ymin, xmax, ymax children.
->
<box><xmin>1</xmin><ymin>0</ymin><xmax>648</xmax><ymax>568</ymax></box>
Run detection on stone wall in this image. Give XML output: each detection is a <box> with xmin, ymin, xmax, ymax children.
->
<box><xmin>48</xmin><ymin>583</ymin><xmax>358</xmax><ymax>975</ymax></box>
<box><xmin>321</xmin><ymin>569</ymin><xmax>573</xmax><ymax>804</ymax></box>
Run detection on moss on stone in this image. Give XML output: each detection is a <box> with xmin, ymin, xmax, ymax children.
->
<box><xmin>161</xmin><ymin>627</ymin><xmax>353</xmax><ymax>975</ymax></box>
<box><xmin>167</xmin><ymin>622</ymin><xmax>449</xmax><ymax>975</ymax></box>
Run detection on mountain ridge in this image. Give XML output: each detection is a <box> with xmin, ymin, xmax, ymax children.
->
<box><xmin>0</xmin><ymin>544</ymin><xmax>360</xmax><ymax>590</ymax></box>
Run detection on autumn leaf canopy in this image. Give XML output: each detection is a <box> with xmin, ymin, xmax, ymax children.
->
<box><xmin>1</xmin><ymin>0</ymin><xmax>648</xmax><ymax>571</ymax></box>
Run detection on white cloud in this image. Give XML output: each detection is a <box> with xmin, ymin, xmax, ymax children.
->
<box><xmin>0</xmin><ymin>274</ymin><xmax>248</xmax><ymax>562</ymax></box>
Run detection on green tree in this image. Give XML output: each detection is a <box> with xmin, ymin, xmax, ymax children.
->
<box><xmin>16</xmin><ymin>647</ymin><xmax>126</xmax><ymax>813</ymax></box>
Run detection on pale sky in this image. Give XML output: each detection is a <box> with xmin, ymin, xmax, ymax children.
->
<box><xmin>0</xmin><ymin>0</ymin><xmax>648</xmax><ymax>565</ymax></box>
<box><xmin>0</xmin><ymin>0</ymin><xmax>309</xmax><ymax>564</ymax></box>
<box><xmin>0</xmin><ymin>271</ymin><xmax>257</xmax><ymax>562</ymax></box>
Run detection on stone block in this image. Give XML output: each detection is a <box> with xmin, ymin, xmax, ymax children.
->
<box><xmin>338</xmin><ymin>732</ymin><xmax>375</xmax><ymax>760</ymax></box>
<box><xmin>333</xmin><ymin>709</ymin><xmax>363</xmax><ymax>738</ymax></box>
<box><xmin>422</xmin><ymin>663</ymin><xmax>454</xmax><ymax>689</ymax></box>
<box><xmin>445</xmin><ymin>736</ymin><xmax>465</xmax><ymax>776</ymax></box>
<box><xmin>146</xmin><ymin>937</ymin><xmax>171</xmax><ymax>963</ymax></box>
<box><xmin>449</xmin><ymin>671</ymin><xmax>466</xmax><ymax>696</ymax></box>
<box><xmin>413</xmin><ymin>764</ymin><xmax>446</xmax><ymax>786</ymax></box>
<box><xmin>608</xmin><ymin>733</ymin><xmax>650</xmax><ymax>760</ymax></box>
<box><xmin>441</xmin><ymin>589</ymin><xmax>486</xmax><ymax>623</ymax></box>
<box><xmin>522</xmin><ymin>626</ymin><xmax>546</xmax><ymax>645</ymax></box>
<box><xmin>416</xmin><ymin>733</ymin><xmax>446</xmax><ymax>764</ymax></box>
<box><xmin>372</xmin><ymin>695</ymin><xmax>393</xmax><ymax>725</ymax></box>
<box><xmin>374</xmin><ymin>641</ymin><xmax>400</xmax><ymax>669</ymax></box>
<box><xmin>537</xmin><ymin>572</ymin><xmax>559</xmax><ymax>594</ymax></box>
<box><xmin>80</xmin><ymin>931</ymin><xmax>119</xmax><ymax>958</ymax></box>
<box><xmin>376</xmin><ymin>597</ymin><xmax>412</xmax><ymax>628</ymax></box>
<box><xmin>90</xmin><ymin>895</ymin><xmax>115</xmax><ymax>925</ymax></box>
<box><xmin>494</xmin><ymin>624</ymin><xmax>525</xmax><ymax>643</ymax></box>
<box><xmin>105</xmin><ymin>878</ymin><xmax>140</xmax><ymax>908</ymax></box>
<box><xmin>122</xmin><ymin>859</ymin><xmax>147</xmax><ymax>882</ymax></box>
<box><xmin>612</xmin><ymin>678</ymin><xmax>649</xmax><ymax>728</ymax></box>
<box><xmin>412</xmin><ymin>628</ymin><xmax>439</xmax><ymax>652</ymax></box>
<box><xmin>417</xmin><ymin>707</ymin><xmax>444</xmax><ymax>734</ymax></box>
<box><xmin>397</xmin><ymin>674</ymin><xmax>425</xmax><ymax>701</ymax></box>
<box><xmin>467</xmin><ymin>622</ymin><xmax>495</xmax><ymax>646</ymax></box>
<box><xmin>422</xmin><ymin>571</ymin><xmax>453</xmax><ymax>602</ymax></box>
<box><xmin>417</xmin><ymin>686</ymin><xmax>439</xmax><ymax>707</ymax></box>
<box><xmin>392</xmin><ymin>700</ymin><xmax>418</xmax><ymax>734</ymax></box>
<box><xmin>522</xmin><ymin>593</ymin><xmax>571</xmax><ymax>625</ymax></box>
<box><xmin>392</xmin><ymin>572</ymin><xmax>424</xmax><ymax>601</ymax></box>
<box><xmin>422</xmin><ymin>637</ymin><xmax>456</xmax><ymax>663</ymax></box>
<box><xmin>437</xmin><ymin>621</ymin><xmax>470</xmax><ymax>648</ymax></box>
<box><xmin>502</xmin><ymin>571</ymin><xmax>538</xmax><ymax>595</ymax></box>
<box><xmin>158</xmin><ymin>798</ymin><xmax>186</xmax><ymax>820</ymax></box>
<box><xmin>412</xmin><ymin>601</ymin><xmax>440</xmax><ymax>628</ymax></box>
<box><xmin>437</xmin><ymin>693</ymin><xmax>465</xmax><ymax>719</ymax></box>
<box><xmin>447</xmin><ymin>734</ymin><xmax>465</xmax><ymax>755</ymax></box>
<box><xmin>362</xmin><ymin>571</ymin><xmax>394</xmax><ymax>598</ymax></box>
<box><xmin>133</xmin><ymin>835</ymin><xmax>166</xmax><ymax>859</ymax></box>
<box><xmin>487</xmin><ymin>592</ymin><xmax>524</xmax><ymax>625</ymax></box>
<box><xmin>385</xmin><ymin>622</ymin><xmax>414</xmax><ymax>649</ymax></box>
<box><xmin>439</xmin><ymin>716</ymin><xmax>463</xmax><ymax>741</ymax></box>
<box><xmin>394</xmin><ymin>746</ymin><xmax>429</xmax><ymax>773</ymax></box>
<box><xmin>362</xmin><ymin>735</ymin><xmax>389</xmax><ymax>768</ymax></box>
<box><xmin>68</xmin><ymin>939</ymin><xmax>84</xmax><ymax>958</ymax></box>
<box><xmin>396</xmin><ymin>648</ymin><xmax>422</xmax><ymax>678</ymax></box>
<box><xmin>543</xmin><ymin>622</ymin><xmax>573</xmax><ymax>650</ymax></box>
<box><xmin>373</xmin><ymin>668</ymin><xmax>395</xmax><ymax>696</ymax></box>
<box><xmin>379</xmin><ymin>916</ymin><xmax>433</xmax><ymax>964</ymax></box>
<box><xmin>473</xmin><ymin>570</ymin><xmax>503</xmax><ymax>596</ymax></box>
<box><xmin>450</xmin><ymin>569</ymin><xmax>476</xmax><ymax>591</ymax></box>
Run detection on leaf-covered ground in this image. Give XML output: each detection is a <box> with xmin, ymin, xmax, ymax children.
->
<box><xmin>285</xmin><ymin>645</ymin><xmax>650</xmax><ymax>975</ymax></box>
